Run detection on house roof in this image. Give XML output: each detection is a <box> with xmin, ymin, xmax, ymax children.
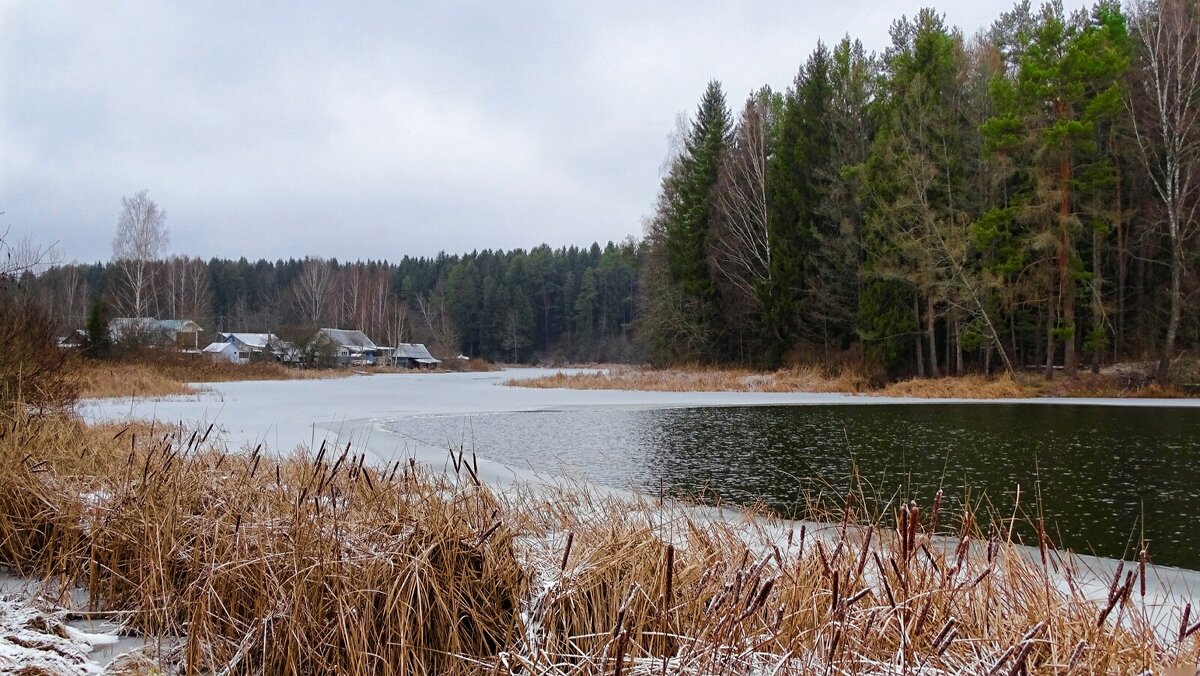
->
<box><xmin>318</xmin><ymin>328</ymin><xmax>377</xmax><ymax>352</ymax></box>
<box><xmin>218</xmin><ymin>332</ymin><xmax>277</xmax><ymax>350</ymax></box>
<box><xmin>396</xmin><ymin>343</ymin><xmax>439</xmax><ymax>362</ymax></box>
<box><xmin>202</xmin><ymin>341</ymin><xmax>236</xmax><ymax>354</ymax></box>
<box><xmin>110</xmin><ymin>318</ymin><xmax>203</xmax><ymax>335</ymax></box>
<box><xmin>159</xmin><ymin>319</ymin><xmax>203</xmax><ymax>332</ymax></box>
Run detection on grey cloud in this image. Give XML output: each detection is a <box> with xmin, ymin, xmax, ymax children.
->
<box><xmin>2</xmin><ymin>0</ymin><xmax>1018</xmax><ymax>263</ymax></box>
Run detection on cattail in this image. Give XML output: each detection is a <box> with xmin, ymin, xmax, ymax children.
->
<box><xmin>1139</xmin><ymin>548</ymin><xmax>1148</xmax><ymax>598</ymax></box>
<box><xmin>559</xmin><ymin>530</ymin><xmax>573</xmax><ymax>573</ymax></box>
<box><xmin>932</xmin><ymin>617</ymin><xmax>956</xmax><ymax>653</ymax></box>
<box><xmin>1036</xmin><ymin>518</ymin><xmax>1048</xmax><ymax>569</ymax></box>
<box><xmin>930</xmin><ymin>488</ymin><xmax>943</xmax><ymax>534</ymax></box>
<box><xmin>907</xmin><ymin>500</ymin><xmax>920</xmax><ymax>559</ymax></box>
<box><xmin>663</xmin><ymin>544</ymin><xmax>675</xmax><ymax>612</ymax></box>
<box><xmin>830</xmin><ymin>571</ymin><xmax>840</xmax><ymax>614</ymax></box>
<box><xmin>1066</xmin><ymin>640</ymin><xmax>1087</xmax><ymax>669</ymax></box>
<box><xmin>856</xmin><ymin>529</ymin><xmax>872</xmax><ymax>578</ymax></box>
<box><xmin>1107</xmin><ymin>561</ymin><xmax>1125</xmax><ymax>604</ymax></box>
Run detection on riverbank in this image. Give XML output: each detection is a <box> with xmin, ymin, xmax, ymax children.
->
<box><xmin>504</xmin><ymin>365</ymin><xmax>1190</xmax><ymax>399</ymax></box>
<box><xmin>4</xmin><ymin>409</ymin><xmax>1199</xmax><ymax>673</ymax></box>
<box><xmin>70</xmin><ymin>355</ymin><xmax>341</xmax><ymax>399</ymax></box>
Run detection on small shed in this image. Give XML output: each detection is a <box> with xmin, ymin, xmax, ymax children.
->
<box><xmin>395</xmin><ymin>343</ymin><xmax>440</xmax><ymax>369</ymax></box>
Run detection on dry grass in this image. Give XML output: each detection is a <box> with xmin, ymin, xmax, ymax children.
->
<box><xmin>506</xmin><ymin>365</ymin><xmax>871</xmax><ymax>394</ymax></box>
<box><xmin>508</xmin><ymin>367</ymin><xmax>1195</xmax><ymax>400</ymax></box>
<box><xmin>0</xmin><ymin>413</ymin><xmax>1194</xmax><ymax>673</ymax></box>
<box><xmin>877</xmin><ymin>373</ymin><xmax>1029</xmax><ymax>399</ymax></box>
<box><xmin>72</xmin><ymin>355</ymin><xmax>338</xmax><ymax>399</ymax></box>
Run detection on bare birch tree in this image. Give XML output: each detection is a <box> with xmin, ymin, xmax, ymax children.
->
<box><xmin>112</xmin><ymin>190</ymin><xmax>168</xmax><ymax>318</ymax></box>
<box><xmin>710</xmin><ymin>93</ymin><xmax>773</xmax><ymax>311</ymax></box>
<box><xmin>1129</xmin><ymin>0</ymin><xmax>1200</xmax><ymax>382</ymax></box>
<box><xmin>291</xmin><ymin>258</ymin><xmax>333</xmax><ymax>326</ymax></box>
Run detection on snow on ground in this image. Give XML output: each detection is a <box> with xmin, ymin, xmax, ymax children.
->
<box><xmin>0</xmin><ymin>596</ymin><xmax>118</xmax><ymax>674</ymax></box>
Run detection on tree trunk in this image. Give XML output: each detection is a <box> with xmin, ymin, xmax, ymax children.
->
<box><xmin>1059</xmin><ymin>153</ymin><xmax>1077</xmax><ymax>378</ymax></box>
<box><xmin>955</xmin><ymin>319</ymin><xmax>964</xmax><ymax>376</ymax></box>
<box><xmin>1092</xmin><ymin>224</ymin><xmax>1103</xmax><ymax>375</ymax></box>
<box><xmin>914</xmin><ymin>294</ymin><xmax>925</xmax><ymax>378</ymax></box>
<box><xmin>926</xmin><ymin>298</ymin><xmax>941</xmax><ymax>379</ymax></box>
<box><xmin>1045</xmin><ymin>290</ymin><xmax>1056</xmax><ymax>380</ymax></box>
<box><xmin>943</xmin><ymin>315</ymin><xmax>951</xmax><ymax>377</ymax></box>
<box><xmin>1157</xmin><ymin>233</ymin><xmax>1183</xmax><ymax>383</ymax></box>
<box><xmin>1115</xmin><ymin>170</ymin><xmax>1126</xmax><ymax>357</ymax></box>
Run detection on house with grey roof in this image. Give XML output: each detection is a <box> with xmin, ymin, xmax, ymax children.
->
<box><xmin>109</xmin><ymin>317</ymin><xmax>204</xmax><ymax>349</ymax></box>
<box><xmin>315</xmin><ymin>328</ymin><xmax>378</xmax><ymax>366</ymax></box>
<box><xmin>202</xmin><ymin>332</ymin><xmax>295</xmax><ymax>364</ymax></box>
<box><xmin>393</xmin><ymin>342</ymin><xmax>441</xmax><ymax>369</ymax></box>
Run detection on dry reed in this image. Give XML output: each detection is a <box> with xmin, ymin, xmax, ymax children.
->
<box><xmin>506</xmin><ymin>365</ymin><xmax>870</xmax><ymax>394</ymax></box>
<box><xmin>0</xmin><ymin>413</ymin><xmax>1195</xmax><ymax>674</ymax></box>
<box><xmin>509</xmin><ymin>367</ymin><xmax>1193</xmax><ymax>400</ymax></box>
<box><xmin>72</xmin><ymin>357</ymin><xmax>338</xmax><ymax>400</ymax></box>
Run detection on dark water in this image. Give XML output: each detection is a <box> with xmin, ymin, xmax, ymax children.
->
<box><xmin>385</xmin><ymin>404</ymin><xmax>1200</xmax><ymax>569</ymax></box>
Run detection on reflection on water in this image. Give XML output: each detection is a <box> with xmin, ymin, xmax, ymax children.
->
<box><xmin>384</xmin><ymin>404</ymin><xmax>1200</xmax><ymax>569</ymax></box>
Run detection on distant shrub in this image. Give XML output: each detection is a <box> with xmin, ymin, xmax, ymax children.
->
<box><xmin>0</xmin><ymin>294</ymin><xmax>78</xmax><ymax>419</ymax></box>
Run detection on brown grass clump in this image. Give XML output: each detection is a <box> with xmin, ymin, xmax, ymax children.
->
<box><xmin>509</xmin><ymin>366</ymin><xmax>1199</xmax><ymax>400</ymax></box>
<box><xmin>72</xmin><ymin>354</ymin><xmax>338</xmax><ymax>399</ymax></box>
<box><xmin>71</xmin><ymin>361</ymin><xmax>196</xmax><ymax>399</ymax></box>
<box><xmin>441</xmin><ymin>357</ymin><xmax>500</xmax><ymax>372</ymax></box>
<box><xmin>0</xmin><ymin>414</ymin><xmax>523</xmax><ymax>674</ymax></box>
<box><xmin>0</xmin><ymin>413</ymin><xmax>1195</xmax><ymax>673</ymax></box>
<box><xmin>506</xmin><ymin>365</ymin><xmax>871</xmax><ymax>394</ymax></box>
<box><xmin>876</xmin><ymin>373</ymin><xmax>1029</xmax><ymax>399</ymax></box>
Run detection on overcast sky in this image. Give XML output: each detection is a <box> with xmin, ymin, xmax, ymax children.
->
<box><xmin>1</xmin><ymin>1</ymin><xmax>1023</xmax><ymax>264</ymax></box>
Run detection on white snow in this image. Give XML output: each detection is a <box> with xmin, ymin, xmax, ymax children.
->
<box><xmin>0</xmin><ymin>597</ymin><xmax>117</xmax><ymax>674</ymax></box>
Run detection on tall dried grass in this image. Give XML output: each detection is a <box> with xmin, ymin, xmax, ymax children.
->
<box><xmin>877</xmin><ymin>373</ymin><xmax>1029</xmax><ymax>399</ymax></box>
<box><xmin>509</xmin><ymin>366</ymin><xmax>1197</xmax><ymax>400</ymax></box>
<box><xmin>506</xmin><ymin>365</ymin><xmax>871</xmax><ymax>394</ymax></box>
<box><xmin>0</xmin><ymin>414</ymin><xmax>1195</xmax><ymax>673</ymax></box>
<box><xmin>72</xmin><ymin>355</ymin><xmax>337</xmax><ymax>399</ymax></box>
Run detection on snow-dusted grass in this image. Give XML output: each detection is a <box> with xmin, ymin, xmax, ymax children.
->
<box><xmin>2</xmin><ymin>412</ymin><xmax>1200</xmax><ymax>673</ymax></box>
<box><xmin>0</xmin><ymin>597</ymin><xmax>118</xmax><ymax>674</ymax></box>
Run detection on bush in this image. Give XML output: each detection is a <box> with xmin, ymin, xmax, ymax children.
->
<box><xmin>0</xmin><ymin>295</ymin><xmax>78</xmax><ymax>419</ymax></box>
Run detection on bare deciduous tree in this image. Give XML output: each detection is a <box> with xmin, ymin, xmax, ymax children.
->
<box><xmin>385</xmin><ymin>300</ymin><xmax>412</xmax><ymax>349</ymax></box>
<box><xmin>415</xmin><ymin>285</ymin><xmax>457</xmax><ymax>353</ymax></box>
<box><xmin>112</xmin><ymin>190</ymin><xmax>169</xmax><ymax>318</ymax></box>
<box><xmin>710</xmin><ymin>93</ymin><xmax>773</xmax><ymax>311</ymax></box>
<box><xmin>1129</xmin><ymin>0</ymin><xmax>1200</xmax><ymax>382</ymax></box>
<box><xmin>165</xmin><ymin>255</ymin><xmax>213</xmax><ymax>322</ymax></box>
<box><xmin>291</xmin><ymin>258</ymin><xmax>333</xmax><ymax>326</ymax></box>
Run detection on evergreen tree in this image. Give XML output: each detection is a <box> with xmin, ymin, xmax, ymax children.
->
<box><xmin>763</xmin><ymin>44</ymin><xmax>834</xmax><ymax>365</ymax></box>
<box><xmin>644</xmin><ymin>80</ymin><xmax>732</xmax><ymax>361</ymax></box>
<box><xmin>982</xmin><ymin>0</ymin><xmax>1130</xmax><ymax>377</ymax></box>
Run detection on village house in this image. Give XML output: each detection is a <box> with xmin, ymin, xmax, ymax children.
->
<box><xmin>315</xmin><ymin>328</ymin><xmax>378</xmax><ymax>366</ymax></box>
<box><xmin>109</xmin><ymin>318</ymin><xmax>204</xmax><ymax>349</ymax></box>
<box><xmin>201</xmin><ymin>332</ymin><xmax>293</xmax><ymax>365</ymax></box>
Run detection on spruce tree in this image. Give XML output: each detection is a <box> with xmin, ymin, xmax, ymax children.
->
<box><xmin>653</xmin><ymin>80</ymin><xmax>732</xmax><ymax>361</ymax></box>
<box><xmin>762</xmin><ymin>44</ymin><xmax>834</xmax><ymax>365</ymax></box>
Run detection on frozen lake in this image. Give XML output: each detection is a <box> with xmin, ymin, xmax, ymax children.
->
<box><xmin>85</xmin><ymin>369</ymin><xmax>1200</xmax><ymax>568</ymax></box>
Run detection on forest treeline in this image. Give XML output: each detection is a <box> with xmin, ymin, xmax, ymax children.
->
<box><xmin>26</xmin><ymin>243</ymin><xmax>642</xmax><ymax>364</ymax></box>
<box><xmin>13</xmin><ymin>0</ymin><xmax>1200</xmax><ymax>379</ymax></box>
<box><xmin>643</xmin><ymin>0</ymin><xmax>1199</xmax><ymax>381</ymax></box>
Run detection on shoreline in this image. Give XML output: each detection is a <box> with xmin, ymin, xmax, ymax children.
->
<box><xmin>4</xmin><ymin>371</ymin><xmax>1195</xmax><ymax>670</ymax></box>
